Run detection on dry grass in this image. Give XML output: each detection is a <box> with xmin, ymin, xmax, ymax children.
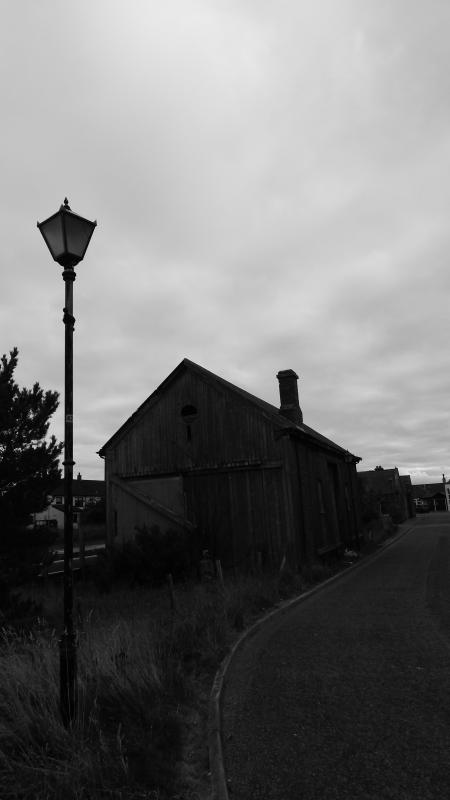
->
<box><xmin>0</xmin><ymin>563</ymin><xmax>333</xmax><ymax>799</ymax></box>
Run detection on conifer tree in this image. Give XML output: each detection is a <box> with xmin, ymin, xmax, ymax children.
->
<box><xmin>0</xmin><ymin>347</ymin><xmax>62</xmax><ymax>535</ymax></box>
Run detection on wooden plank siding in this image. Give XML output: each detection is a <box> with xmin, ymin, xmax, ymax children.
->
<box><xmin>107</xmin><ymin>370</ymin><xmax>280</xmax><ymax>479</ymax></box>
<box><xmin>301</xmin><ymin>448</ymin><xmax>360</xmax><ymax>557</ymax></box>
<box><xmin>107</xmin><ymin>476</ymin><xmax>193</xmax><ymax>548</ymax></box>
<box><xmin>131</xmin><ymin>476</ymin><xmax>184</xmax><ymax>515</ymax></box>
<box><xmin>182</xmin><ymin>464</ymin><xmax>285</xmax><ymax>571</ymax></box>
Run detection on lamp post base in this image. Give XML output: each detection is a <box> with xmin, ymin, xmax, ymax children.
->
<box><xmin>59</xmin><ymin>631</ymin><xmax>77</xmax><ymax>727</ymax></box>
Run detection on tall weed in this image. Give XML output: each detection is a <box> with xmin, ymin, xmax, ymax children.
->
<box><xmin>0</xmin><ymin>562</ymin><xmax>329</xmax><ymax>798</ymax></box>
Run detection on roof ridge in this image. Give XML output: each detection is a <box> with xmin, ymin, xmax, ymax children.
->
<box><xmin>98</xmin><ymin>358</ymin><xmax>358</xmax><ymax>459</ymax></box>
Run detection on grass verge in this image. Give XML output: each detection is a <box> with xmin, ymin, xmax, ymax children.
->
<box><xmin>0</xmin><ymin>558</ymin><xmax>349</xmax><ymax>799</ymax></box>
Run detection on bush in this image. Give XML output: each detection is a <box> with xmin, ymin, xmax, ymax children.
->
<box><xmin>0</xmin><ymin>525</ymin><xmax>56</xmax><ymax>628</ymax></box>
<box><xmin>0</xmin><ymin>525</ymin><xmax>57</xmax><ymax>582</ymax></box>
<box><xmin>359</xmin><ymin>487</ymin><xmax>380</xmax><ymax>523</ymax></box>
<box><xmin>81</xmin><ymin>502</ymin><xmax>105</xmax><ymax>525</ymax></box>
<box><xmin>278</xmin><ymin>566</ymin><xmax>304</xmax><ymax>598</ymax></box>
<box><xmin>0</xmin><ymin>588</ymin><xmax>44</xmax><ymax>631</ymax></box>
<box><xmin>94</xmin><ymin>524</ymin><xmax>192</xmax><ymax>589</ymax></box>
<box><xmin>134</xmin><ymin>524</ymin><xmax>192</xmax><ymax>583</ymax></box>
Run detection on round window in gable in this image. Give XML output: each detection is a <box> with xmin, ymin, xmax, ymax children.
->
<box><xmin>181</xmin><ymin>405</ymin><xmax>198</xmax><ymax>424</ymax></box>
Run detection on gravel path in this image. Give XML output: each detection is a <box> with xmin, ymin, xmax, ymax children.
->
<box><xmin>221</xmin><ymin>515</ymin><xmax>450</xmax><ymax>799</ymax></box>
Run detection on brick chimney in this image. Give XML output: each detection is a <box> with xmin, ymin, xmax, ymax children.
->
<box><xmin>276</xmin><ymin>369</ymin><xmax>303</xmax><ymax>425</ymax></box>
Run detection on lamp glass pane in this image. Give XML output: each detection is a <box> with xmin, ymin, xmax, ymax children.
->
<box><xmin>64</xmin><ymin>214</ymin><xmax>96</xmax><ymax>260</ymax></box>
<box><xmin>40</xmin><ymin>214</ymin><xmax>65</xmax><ymax>261</ymax></box>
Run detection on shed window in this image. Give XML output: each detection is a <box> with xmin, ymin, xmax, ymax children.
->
<box><xmin>181</xmin><ymin>404</ymin><xmax>198</xmax><ymax>423</ymax></box>
<box><xmin>181</xmin><ymin>404</ymin><xmax>198</xmax><ymax>443</ymax></box>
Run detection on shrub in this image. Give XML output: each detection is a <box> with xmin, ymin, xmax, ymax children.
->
<box><xmin>0</xmin><ymin>526</ymin><xmax>56</xmax><ymax>629</ymax></box>
<box><xmin>359</xmin><ymin>486</ymin><xmax>380</xmax><ymax>523</ymax></box>
<box><xmin>134</xmin><ymin>524</ymin><xmax>192</xmax><ymax>583</ymax></box>
<box><xmin>81</xmin><ymin>502</ymin><xmax>105</xmax><ymax>525</ymax></box>
<box><xmin>278</xmin><ymin>567</ymin><xmax>304</xmax><ymax>598</ymax></box>
<box><xmin>93</xmin><ymin>524</ymin><xmax>192</xmax><ymax>589</ymax></box>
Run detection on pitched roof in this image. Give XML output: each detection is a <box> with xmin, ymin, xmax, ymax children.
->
<box><xmin>52</xmin><ymin>479</ymin><xmax>105</xmax><ymax>498</ymax></box>
<box><xmin>411</xmin><ymin>483</ymin><xmax>446</xmax><ymax>499</ymax></box>
<box><xmin>98</xmin><ymin>358</ymin><xmax>360</xmax><ymax>460</ymax></box>
<box><xmin>357</xmin><ymin>468</ymin><xmax>401</xmax><ymax>494</ymax></box>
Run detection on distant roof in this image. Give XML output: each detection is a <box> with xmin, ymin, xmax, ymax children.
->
<box><xmin>98</xmin><ymin>358</ymin><xmax>360</xmax><ymax>461</ymax></box>
<box><xmin>52</xmin><ymin>479</ymin><xmax>105</xmax><ymax>498</ymax></box>
<box><xmin>411</xmin><ymin>483</ymin><xmax>446</xmax><ymax>499</ymax></box>
<box><xmin>357</xmin><ymin>468</ymin><xmax>401</xmax><ymax>493</ymax></box>
<box><xmin>358</xmin><ymin>468</ymin><xmax>398</xmax><ymax>478</ymax></box>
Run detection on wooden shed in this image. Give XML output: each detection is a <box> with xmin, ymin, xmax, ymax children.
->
<box><xmin>98</xmin><ymin>359</ymin><xmax>361</xmax><ymax>571</ymax></box>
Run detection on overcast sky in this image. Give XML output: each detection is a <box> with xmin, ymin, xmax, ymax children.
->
<box><xmin>2</xmin><ymin>1</ymin><xmax>450</xmax><ymax>484</ymax></box>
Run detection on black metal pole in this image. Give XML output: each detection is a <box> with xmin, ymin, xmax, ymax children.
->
<box><xmin>60</xmin><ymin>265</ymin><xmax>77</xmax><ymax>726</ymax></box>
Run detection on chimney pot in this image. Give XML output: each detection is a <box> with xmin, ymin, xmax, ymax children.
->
<box><xmin>276</xmin><ymin>369</ymin><xmax>303</xmax><ymax>424</ymax></box>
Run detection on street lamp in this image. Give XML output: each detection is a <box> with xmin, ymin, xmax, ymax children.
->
<box><xmin>37</xmin><ymin>198</ymin><xmax>96</xmax><ymax>726</ymax></box>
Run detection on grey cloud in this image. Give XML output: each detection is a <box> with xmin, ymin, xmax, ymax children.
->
<box><xmin>1</xmin><ymin>1</ymin><xmax>450</xmax><ymax>485</ymax></box>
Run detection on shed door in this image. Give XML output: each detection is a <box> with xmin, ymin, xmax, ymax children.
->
<box><xmin>327</xmin><ymin>462</ymin><xmax>342</xmax><ymax>546</ymax></box>
<box><xmin>183</xmin><ymin>473</ymin><xmax>233</xmax><ymax>565</ymax></box>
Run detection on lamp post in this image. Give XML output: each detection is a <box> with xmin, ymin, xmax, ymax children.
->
<box><xmin>37</xmin><ymin>198</ymin><xmax>96</xmax><ymax>726</ymax></box>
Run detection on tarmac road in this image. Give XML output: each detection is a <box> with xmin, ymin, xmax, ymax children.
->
<box><xmin>221</xmin><ymin>515</ymin><xmax>450</xmax><ymax>799</ymax></box>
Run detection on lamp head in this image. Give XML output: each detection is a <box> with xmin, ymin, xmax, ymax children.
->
<box><xmin>37</xmin><ymin>199</ymin><xmax>97</xmax><ymax>268</ymax></box>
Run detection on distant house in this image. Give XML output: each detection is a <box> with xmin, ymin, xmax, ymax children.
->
<box><xmin>52</xmin><ymin>473</ymin><xmax>105</xmax><ymax>509</ymax></box>
<box><xmin>33</xmin><ymin>473</ymin><xmax>105</xmax><ymax>530</ymax></box>
<box><xmin>98</xmin><ymin>359</ymin><xmax>362</xmax><ymax>571</ymax></box>
<box><xmin>411</xmin><ymin>481</ymin><xmax>448</xmax><ymax>512</ymax></box>
<box><xmin>357</xmin><ymin>467</ymin><xmax>415</xmax><ymax>524</ymax></box>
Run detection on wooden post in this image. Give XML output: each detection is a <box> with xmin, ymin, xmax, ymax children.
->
<box><xmin>167</xmin><ymin>573</ymin><xmax>176</xmax><ymax>612</ymax></box>
<box><xmin>78</xmin><ymin>512</ymin><xmax>85</xmax><ymax>581</ymax></box>
<box><xmin>76</xmin><ymin>601</ymin><xmax>84</xmax><ymax>632</ymax></box>
<box><xmin>215</xmin><ymin>559</ymin><xmax>224</xmax><ymax>591</ymax></box>
<box><xmin>215</xmin><ymin>559</ymin><xmax>227</xmax><ymax>624</ymax></box>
